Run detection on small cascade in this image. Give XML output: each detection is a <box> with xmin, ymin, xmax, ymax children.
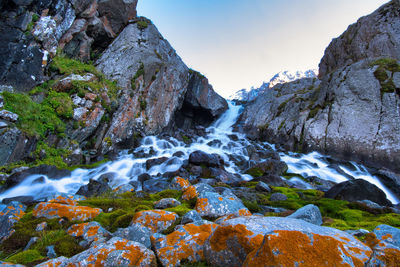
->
<box><xmin>0</xmin><ymin>102</ymin><xmax>398</xmax><ymax>204</ymax></box>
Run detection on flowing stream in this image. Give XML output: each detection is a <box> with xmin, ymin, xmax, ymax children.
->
<box><xmin>0</xmin><ymin>102</ymin><xmax>398</xmax><ymax>204</ymax></box>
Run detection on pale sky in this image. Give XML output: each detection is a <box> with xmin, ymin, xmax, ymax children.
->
<box><xmin>137</xmin><ymin>0</ymin><xmax>389</xmax><ymax>98</ymax></box>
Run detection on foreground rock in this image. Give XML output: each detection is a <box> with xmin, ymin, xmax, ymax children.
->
<box><xmin>0</xmin><ymin>201</ymin><xmax>26</xmax><ymax>242</ymax></box>
<box><xmin>367</xmin><ymin>224</ymin><xmax>400</xmax><ymax>266</ymax></box>
<box><xmin>325</xmin><ymin>179</ymin><xmax>392</xmax><ymax>206</ymax></box>
<box><xmin>33</xmin><ymin>196</ymin><xmax>102</xmax><ymax>221</ymax></box>
<box><xmin>37</xmin><ymin>237</ymin><xmax>156</xmax><ymax>267</ymax></box>
<box><xmin>287</xmin><ymin>204</ymin><xmax>323</xmax><ymax>225</ymax></box>
<box><xmin>67</xmin><ymin>222</ymin><xmax>111</xmax><ymax>247</ymax></box>
<box><xmin>204</xmin><ymin>216</ymin><xmax>372</xmax><ymax>267</ymax></box>
<box><xmin>151</xmin><ymin>222</ymin><xmax>218</xmax><ymax>266</ymax></box>
<box><xmin>131</xmin><ymin>210</ymin><xmax>178</xmax><ymax>233</ymax></box>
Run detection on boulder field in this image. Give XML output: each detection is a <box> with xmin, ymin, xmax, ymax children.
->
<box><xmin>0</xmin><ymin>177</ymin><xmax>400</xmax><ymax>266</ymax></box>
<box><xmin>237</xmin><ymin>0</ymin><xmax>400</xmax><ymax>173</ymax></box>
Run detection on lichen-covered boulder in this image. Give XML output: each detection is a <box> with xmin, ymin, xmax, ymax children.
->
<box><xmin>33</xmin><ymin>199</ymin><xmax>101</xmax><ymax>221</ymax></box>
<box><xmin>366</xmin><ymin>224</ymin><xmax>400</xmax><ymax>266</ymax></box>
<box><xmin>182</xmin><ymin>186</ymin><xmax>199</xmax><ymax>201</ymax></box>
<box><xmin>132</xmin><ymin>210</ymin><xmax>178</xmax><ymax>233</ymax></box>
<box><xmin>151</xmin><ymin>222</ymin><xmax>218</xmax><ymax>266</ymax></box>
<box><xmin>68</xmin><ymin>221</ymin><xmax>110</xmax><ymax>246</ymax></box>
<box><xmin>154</xmin><ymin>198</ymin><xmax>181</xmax><ymax>209</ymax></box>
<box><xmin>113</xmin><ymin>223</ymin><xmax>152</xmax><ymax>248</ymax></box>
<box><xmin>287</xmin><ymin>204</ymin><xmax>323</xmax><ymax>225</ymax></box>
<box><xmin>195</xmin><ymin>191</ymin><xmax>248</xmax><ymax>219</ymax></box>
<box><xmin>0</xmin><ymin>261</ymin><xmax>25</xmax><ymax>266</ymax></box>
<box><xmin>0</xmin><ymin>201</ymin><xmax>26</xmax><ymax>242</ymax></box>
<box><xmin>204</xmin><ymin>216</ymin><xmax>372</xmax><ymax>267</ymax></box>
<box><xmin>36</xmin><ymin>237</ymin><xmax>156</xmax><ymax>267</ymax></box>
<box><xmin>169</xmin><ymin>177</ymin><xmax>191</xmax><ymax>191</ymax></box>
<box><xmin>47</xmin><ymin>193</ymin><xmax>86</xmax><ymax>206</ymax></box>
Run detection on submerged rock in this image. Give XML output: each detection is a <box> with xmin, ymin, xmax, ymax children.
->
<box><xmin>325</xmin><ymin>179</ymin><xmax>392</xmax><ymax>206</ymax></box>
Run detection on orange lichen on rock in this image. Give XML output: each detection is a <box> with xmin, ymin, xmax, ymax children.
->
<box><xmin>364</xmin><ymin>233</ymin><xmax>380</xmax><ymax>249</ymax></box>
<box><xmin>48</xmin><ymin>195</ymin><xmax>78</xmax><ymax>206</ymax></box>
<box><xmin>33</xmin><ymin>202</ymin><xmax>102</xmax><ymax>221</ymax></box>
<box><xmin>194</xmin><ymin>198</ymin><xmax>208</xmax><ymax>212</ymax></box>
<box><xmin>209</xmin><ymin>224</ymin><xmax>264</xmax><ymax>255</ymax></box>
<box><xmin>132</xmin><ymin>210</ymin><xmax>178</xmax><ymax>233</ymax></box>
<box><xmin>374</xmin><ymin>247</ymin><xmax>400</xmax><ymax>266</ymax></box>
<box><xmin>175</xmin><ymin>177</ymin><xmax>190</xmax><ymax>190</ymax></box>
<box><xmin>152</xmin><ymin>223</ymin><xmax>218</xmax><ymax>266</ymax></box>
<box><xmin>182</xmin><ymin>185</ymin><xmax>198</xmax><ymax>201</ymax></box>
<box><xmin>243</xmin><ymin>230</ymin><xmax>372</xmax><ymax>267</ymax></box>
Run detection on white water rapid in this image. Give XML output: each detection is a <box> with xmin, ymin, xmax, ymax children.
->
<box><xmin>0</xmin><ymin>102</ymin><xmax>398</xmax><ymax>204</ymax></box>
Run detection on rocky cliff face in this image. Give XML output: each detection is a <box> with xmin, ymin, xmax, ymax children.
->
<box><xmin>238</xmin><ymin>0</ymin><xmax>400</xmax><ymax>172</ymax></box>
<box><xmin>0</xmin><ymin>1</ymin><xmax>227</xmax><ymax>167</ymax></box>
<box><xmin>0</xmin><ymin>0</ymin><xmax>137</xmax><ymax>92</ymax></box>
<box><xmin>319</xmin><ymin>0</ymin><xmax>400</xmax><ymax>77</ymax></box>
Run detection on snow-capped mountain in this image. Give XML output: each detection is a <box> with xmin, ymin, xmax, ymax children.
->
<box><xmin>230</xmin><ymin>69</ymin><xmax>318</xmax><ymax>102</ymax></box>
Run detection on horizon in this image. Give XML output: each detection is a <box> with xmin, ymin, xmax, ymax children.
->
<box><xmin>137</xmin><ymin>0</ymin><xmax>389</xmax><ymax>98</ymax></box>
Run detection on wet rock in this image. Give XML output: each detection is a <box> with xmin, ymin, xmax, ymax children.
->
<box><xmin>33</xmin><ymin>200</ymin><xmax>101</xmax><ymax>221</ymax></box>
<box><xmin>137</xmin><ymin>173</ymin><xmax>151</xmax><ymax>184</ymax></box>
<box><xmin>76</xmin><ymin>179</ymin><xmax>111</xmax><ymax>197</ymax></box>
<box><xmin>132</xmin><ymin>210</ymin><xmax>178</xmax><ymax>233</ymax></box>
<box><xmin>146</xmin><ymin>157</ymin><xmax>168</xmax><ymax>170</ymax></box>
<box><xmin>143</xmin><ymin>178</ymin><xmax>169</xmax><ymax>193</ymax></box>
<box><xmin>255</xmin><ymin>181</ymin><xmax>271</xmax><ymax>193</ymax></box>
<box><xmin>366</xmin><ymin>224</ymin><xmax>400</xmax><ymax>266</ymax></box>
<box><xmin>209</xmin><ymin>168</ymin><xmax>242</xmax><ymax>185</ymax></box>
<box><xmin>204</xmin><ymin>216</ymin><xmax>371</xmax><ymax>267</ymax></box>
<box><xmin>2</xmin><ymin>196</ymin><xmax>35</xmax><ymax>206</ymax></box>
<box><xmin>154</xmin><ymin>198</ymin><xmax>181</xmax><ymax>209</ymax></box>
<box><xmin>181</xmin><ymin>210</ymin><xmax>203</xmax><ymax>224</ymax></box>
<box><xmin>68</xmin><ymin>221</ymin><xmax>110</xmax><ymax>246</ymax></box>
<box><xmin>113</xmin><ymin>223</ymin><xmax>152</xmax><ymax>248</ymax></box>
<box><xmin>325</xmin><ymin>179</ymin><xmax>392</xmax><ymax>206</ymax></box>
<box><xmin>309</xmin><ymin>176</ymin><xmax>337</xmax><ymax>192</ymax></box>
<box><xmin>358</xmin><ymin>200</ymin><xmax>383</xmax><ymax>210</ymax></box>
<box><xmin>195</xmin><ymin>191</ymin><xmax>249</xmax><ymax>219</ymax></box>
<box><xmin>270</xmin><ymin>193</ymin><xmax>288</xmax><ymax>202</ymax></box>
<box><xmin>151</xmin><ymin>222</ymin><xmax>218</xmax><ymax>266</ymax></box>
<box><xmin>37</xmin><ymin>237</ymin><xmax>156</xmax><ymax>267</ymax></box>
<box><xmin>374</xmin><ymin>169</ymin><xmax>400</xmax><ymax>200</ymax></box>
<box><xmin>0</xmin><ymin>201</ymin><xmax>26</xmax><ymax>242</ymax></box>
<box><xmin>287</xmin><ymin>204</ymin><xmax>323</xmax><ymax>225</ymax></box>
<box><xmin>5</xmin><ymin>165</ymin><xmax>71</xmax><ymax>190</ymax></box>
<box><xmin>189</xmin><ymin>150</ymin><xmax>224</xmax><ymax>168</ymax></box>
<box><xmin>245</xmin><ymin>159</ymin><xmax>288</xmax><ymax>178</ymax></box>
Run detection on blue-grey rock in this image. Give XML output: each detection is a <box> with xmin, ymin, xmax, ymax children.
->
<box><xmin>288</xmin><ymin>204</ymin><xmax>323</xmax><ymax>225</ymax></box>
<box><xmin>154</xmin><ymin>198</ymin><xmax>181</xmax><ymax>209</ymax></box>
<box><xmin>194</xmin><ymin>183</ymin><xmax>216</xmax><ymax>195</ymax></box>
<box><xmin>195</xmin><ymin>191</ymin><xmax>248</xmax><ymax>219</ymax></box>
<box><xmin>181</xmin><ymin>210</ymin><xmax>202</xmax><ymax>224</ymax></box>
<box><xmin>47</xmin><ymin>245</ymin><xmax>57</xmax><ymax>258</ymax></box>
<box><xmin>24</xmin><ymin>237</ymin><xmax>38</xmax><ymax>251</ymax></box>
<box><xmin>367</xmin><ymin>224</ymin><xmax>400</xmax><ymax>266</ymax></box>
<box><xmin>0</xmin><ymin>201</ymin><xmax>27</xmax><ymax>243</ymax></box>
<box><xmin>113</xmin><ymin>223</ymin><xmax>152</xmax><ymax>248</ymax></box>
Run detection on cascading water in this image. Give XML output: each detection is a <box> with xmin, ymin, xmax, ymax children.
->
<box><xmin>0</xmin><ymin>102</ymin><xmax>398</xmax><ymax>204</ymax></box>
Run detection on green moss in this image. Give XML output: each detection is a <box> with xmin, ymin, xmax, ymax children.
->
<box><xmin>161</xmin><ymin>217</ymin><xmax>182</xmax><ymax>235</ymax></box>
<box><xmin>242</xmin><ymin>200</ymin><xmax>261</xmax><ymax>213</ymax></box>
<box><xmin>180</xmin><ymin>260</ymin><xmax>212</xmax><ymax>267</ymax></box>
<box><xmin>371</xmin><ymin>58</ymin><xmax>400</xmax><ymax>73</ymax></box>
<box><xmin>2</xmin><ymin>91</ymin><xmax>65</xmax><ymax>138</ymax></box>
<box><xmin>245</xmin><ymin>167</ymin><xmax>264</xmax><ymax>178</ymax></box>
<box><xmin>137</xmin><ymin>20</ymin><xmax>148</xmax><ymax>30</ymax></box>
<box><xmin>272</xmin><ymin>187</ymin><xmax>300</xmax><ymax>200</ymax></box>
<box><xmin>338</xmin><ymin>209</ymin><xmax>363</xmax><ymax>222</ymax></box>
<box><xmin>149</xmin><ymin>190</ymin><xmax>182</xmax><ymax>201</ymax></box>
<box><xmin>54</xmin><ymin>235</ymin><xmax>85</xmax><ymax>257</ymax></box>
<box><xmin>94</xmin><ymin>209</ymin><xmax>136</xmax><ymax>232</ymax></box>
<box><xmin>165</xmin><ymin>204</ymin><xmax>192</xmax><ymax>216</ymax></box>
<box><xmin>6</xmin><ymin>249</ymin><xmax>44</xmax><ymax>265</ymax></box>
<box><xmin>51</xmin><ymin>55</ymin><xmax>101</xmax><ymax>77</ymax></box>
<box><xmin>371</xmin><ymin>58</ymin><xmax>400</xmax><ymax>94</ymax></box>
<box><xmin>278</xmin><ymin>120</ymin><xmax>285</xmax><ymax>131</ymax></box>
<box><xmin>34</xmin><ymin>142</ymin><xmax>70</xmax><ymax>169</ymax></box>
